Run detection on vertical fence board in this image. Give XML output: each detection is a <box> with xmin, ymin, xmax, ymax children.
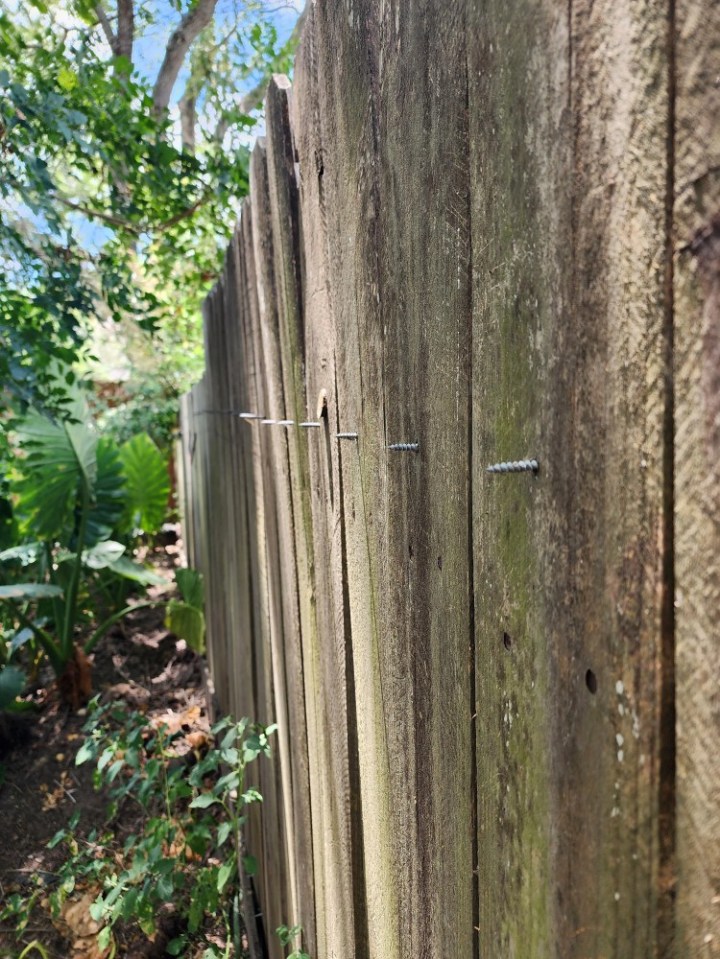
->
<box><xmin>675</xmin><ymin>1</ymin><xmax>720</xmax><ymax>953</ymax></box>
<box><xmin>291</xmin><ymin>20</ymin><xmax>366</xmax><ymax>955</ymax></box>
<box><xmin>373</xmin><ymin>3</ymin><xmax>475</xmax><ymax>956</ymax></box>
<box><xmin>468</xmin><ymin>1</ymin><xmax>669</xmax><ymax>957</ymax></box>
<box><xmin>238</xmin><ymin>206</ymin><xmax>294</xmax><ymax>956</ymax></box>
<box><xmin>249</xmin><ymin>139</ymin><xmax>316</xmax><ymax>951</ymax></box>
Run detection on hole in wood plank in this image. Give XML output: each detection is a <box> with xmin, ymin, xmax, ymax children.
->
<box><xmin>585</xmin><ymin>669</ymin><xmax>598</xmax><ymax>694</ymax></box>
<box><xmin>437</xmin><ymin>555</ymin><xmax>443</xmax><ymax>570</ymax></box>
<box><xmin>503</xmin><ymin>632</ymin><xmax>512</xmax><ymax>651</ymax></box>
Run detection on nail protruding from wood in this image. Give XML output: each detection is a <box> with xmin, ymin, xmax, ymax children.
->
<box><xmin>276</xmin><ymin>420</ymin><xmax>295</xmax><ymax>426</ymax></box>
<box><xmin>261</xmin><ymin>419</ymin><xmax>277</xmax><ymax>425</ymax></box>
<box><xmin>238</xmin><ymin>412</ymin><xmax>264</xmax><ymax>420</ymax></box>
<box><xmin>485</xmin><ymin>459</ymin><xmax>539</xmax><ymax>475</ymax></box>
<box><xmin>299</xmin><ymin>422</ymin><xmax>321</xmax><ymax>428</ymax></box>
<box><xmin>388</xmin><ymin>442</ymin><xmax>419</xmax><ymax>452</ymax></box>
<box><xmin>336</xmin><ymin>432</ymin><xmax>359</xmax><ymax>440</ymax></box>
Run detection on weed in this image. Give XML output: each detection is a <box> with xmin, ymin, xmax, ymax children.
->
<box><xmin>41</xmin><ymin>699</ymin><xmax>277</xmax><ymax>957</ymax></box>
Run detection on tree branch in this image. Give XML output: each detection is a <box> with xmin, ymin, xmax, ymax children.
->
<box><xmin>94</xmin><ymin>3</ymin><xmax>117</xmax><ymax>53</ymax></box>
<box><xmin>179</xmin><ymin>93</ymin><xmax>197</xmax><ymax>153</ymax></box>
<box><xmin>116</xmin><ymin>0</ymin><xmax>134</xmax><ymax>63</ymax></box>
<box><xmin>53</xmin><ymin>190</ymin><xmax>213</xmax><ymax>235</ymax></box>
<box><xmin>152</xmin><ymin>0</ymin><xmax>219</xmax><ymax>115</ymax></box>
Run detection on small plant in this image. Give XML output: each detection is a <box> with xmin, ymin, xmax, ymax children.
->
<box><xmin>276</xmin><ymin>924</ymin><xmax>311</xmax><ymax>959</ymax></box>
<box><xmin>42</xmin><ymin>701</ymin><xmax>277</xmax><ymax>956</ymax></box>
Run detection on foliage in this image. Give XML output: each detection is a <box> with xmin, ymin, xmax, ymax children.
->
<box><xmin>166</xmin><ymin>566</ymin><xmax>206</xmax><ymax>653</ymax></box>
<box><xmin>117</xmin><ymin>432</ymin><xmax>170</xmax><ymax>535</ymax></box>
<box><xmin>0</xmin><ymin>387</ymin><xmax>167</xmax><ymax>701</ymax></box>
<box><xmin>277</xmin><ymin>924</ymin><xmax>311</xmax><ymax>959</ymax></box>
<box><xmin>35</xmin><ymin>702</ymin><xmax>278</xmax><ymax>957</ymax></box>
<box><xmin>0</xmin><ymin>0</ymin><xmax>303</xmax><ymax>411</ymax></box>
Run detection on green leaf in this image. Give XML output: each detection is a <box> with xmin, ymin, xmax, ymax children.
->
<box><xmin>0</xmin><ymin>543</ymin><xmax>43</xmax><ymax>566</ymax></box>
<box><xmin>14</xmin><ymin>406</ymin><xmax>95</xmax><ymax>540</ymax></box>
<box><xmin>242</xmin><ymin>855</ymin><xmax>257</xmax><ymax>877</ymax></box>
<box><xmin>0</xmin><ymin>665</ymin><xmax>26</xmax><ymax>709</ymax></box>
<box><xmin>165</xmin><ymin>600</ymin><xmax>205</xmax><ymax>653</ymax></box>
<box><xmin>82</xmin><ymin>540</ymin><xmax>125</xmax><ymax>570</ymax></box>
<box><xmin>118</xmin><ymin>433</ymin><xmax>169</xmax><ymax>535</ymax></box>
<box><xmin>89</xmin><ymin>899</ymin><xmax>105</xmax><ymax>922</ymax></box>
<box><xmin>9</xmin><ymin>627</ymin><xmax>35</xmax><ymax>653</ymax></box>
<box><xmin>85</xmin><ymin>437</ymin><xmax>126</xmax><ymax>546</ymax></box>
<box><xmin>217</xmin><ymin>861</ymin><xmax>234</xmax><ymax>893</ymax></box>
<box><xmin>0</xmin><ymin>583</ymin><xmax>64</xmax><ymax>601</ymax></box>
<box><xmin>57</xmin><ymin>67</ymin><xmax>77</xmax><ymax>91</ymax></box>
<box><xmin>106</xmin><ymin>554</ymin><xmax>165</xmax><ymax>585</ymax></box>
<box><xmin>175</xmin><ymin>567</ymin><xmax>204</xmax><ymax>608</ymax></box>
<box><xmin>189</xmin><ymin>793</ymin><xmax>217</xmax><ymax>809</ymax></box>
<box><xmin>216</xmin><ymin>821</ymin><xmax>232</xmax><ymax>847</ymax></box>
<box><xmin>97</xmin><ymin>927</ymin><xmax>112</xmax><ymax>952</ymax></box>
<box><xmin>75</xmin><ymin>740</ymin><xmax>96</xmax><ymax>765</ymax></box>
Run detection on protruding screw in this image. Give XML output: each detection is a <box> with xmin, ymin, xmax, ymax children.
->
<box><xmin>336</xmin><ymin>432</ymin><xmax>359</xmax><ymax>440</ymax></box>
<box><xmin>261</xmin><ymin>419</ymin><xmax>277</xmax><ymax>425</ymax></box>
<box><xmin>276</xmin><ymin>420</ymin><xmax>295</xmax><ymax>426</ymax></box>
<box><xmin>388</xmin><ymin>442</ymin><xmax>419</xmax><ymax>452</ymax></box>
<box><xmin>485</xmin><ymin>459</ymin><xmax>539</xmax><ymax>475</ymax></box>
<box><xmin>299</xmin><ymin>422</ymin><xmax>321</xmax><ymax>428</ymax></box>
<box><xmin>238</xmin><ymin>412</ymin><xmax>264</xmax><ymax>420</ymax></box>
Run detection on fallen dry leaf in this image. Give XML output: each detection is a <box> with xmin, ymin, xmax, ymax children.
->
<box><xmin>61</xmin><ymin>891</ymin><xmax>102</xmax><ymax>937</ymax></box>
<box><xmin>52</xmin><ymin>891</ymin><xmax>111</xmax><ymax>959</ymax></box>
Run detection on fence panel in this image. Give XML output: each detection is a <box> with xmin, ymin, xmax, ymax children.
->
<box><xmin>177</xmin><ymin>2</ymin><xmax>720</xmax><ymax>956</ymax></box>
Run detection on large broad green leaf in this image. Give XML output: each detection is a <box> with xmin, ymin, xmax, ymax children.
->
<box><xmin>14</xmin><ymin>385</ymin><xmax>98</xmax><ymax>542</ymax></box>
<box><xmin>84</xmin><ymin>437</ymin><xmax>126</xmax><ymax>546</ymax></box>
<box><xmin>0</xmin><ymin>583</ymin><xmax>64</xmax><ymax>600</ymax></box>
<box><xmin>118</xmin><ymin>433</ymin><xmax>170</xmax><ymax>536</ymax></box>
<box><xmin>14</xmin><ymin>408</ymin><xmax>96</xmax><ymax>540</ymax></box>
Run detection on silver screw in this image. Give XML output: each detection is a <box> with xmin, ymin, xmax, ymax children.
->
<box><xmin>388</xmin><ymin>442</ymin><xmax>419</xmax><ymax>452</ymax></box>
<box><xmin>261</xmin><ymin>419</ymin><xmax>277</xmax><ymax>425</ymax></box>
<box><xmin>238</xmin><ymin>412</ymin><xmax>264</xmax><ymax>420</ymax></box>
<box><xmin>299</xmin><ymin>421</ymin><xmax>321</xmax><ymax>428</ymax></box>
<box><xmin>336</xmin><ymin>432</ymin><xmax>359</xmax><ymax>440</ymax></box>
<box><xmin>485</xmin><ymin>459</ymin><xmax>539</xmax><ymax>475</ymax></box>
<box><xmin>276</xmin><ymin>420</ymin><xmax>295</xmax><ymax>426</ymax></box>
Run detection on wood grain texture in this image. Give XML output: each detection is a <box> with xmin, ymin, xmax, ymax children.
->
<box><xmin>468</xmin><ymin>0</ymin><xmax>669</xmax><ymax>955</ymax></box>
<box><xmin>292</xmin><ymin>13</ymin><xmax>367</xmax><ymax>957</ymax></box>
<box><xmin>249</xmin><ymin>138</ymin><xmax>316</xmax><ymax>953</ymax></box>
<box><xmin>178</xmin><ymin>2</ymin><xmax>720</xmax><ymax>956</ymax></box>
<box><xmin>674</xmin><ymin>0</ymin><xmax>720</xmax><ymax>952</ymax></box>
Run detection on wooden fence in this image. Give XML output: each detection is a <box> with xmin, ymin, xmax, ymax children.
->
<box><xmin>178</xmin><ymin>3</ymin><xmax>720</xmax><ymax>957</ymax></box>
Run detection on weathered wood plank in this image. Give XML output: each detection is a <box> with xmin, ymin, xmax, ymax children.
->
<box><xmin>249</xmin><ymin>138</ymin><xmax>316</xmax><ymax>952</ymax></box>
<box><xmin>674</xmin><ymin>0</ymin><xmax>720</xmax><ymax>952</ymax></box>
<box><xmin>237</xmin><ymin>205</ymin><xmax>294</xmax><ymax>958</ymax></box>
<box><xmin>304</xmin><ymin>4</ymin><xmax>401</xmax><ymax>956</ymax></box>
<box><xmin>292</xmin><ymin>12</ymin><xmax>367</xmax><ymax>956</ymax></box>
<box><xmin>468</xmin><ymin>1</ymin><xmax>669</xmax><ymax>956</ymax></box>
<box><xmin>373</xmin><ymin>2</ymin><xmax>475</xmax><ymax>956</ymax></box>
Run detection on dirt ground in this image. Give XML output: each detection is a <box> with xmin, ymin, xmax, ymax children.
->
<box><xmin>0</xmin><ymin>540</ymin><xmax>214</xmax><ymax>958</ymax></box>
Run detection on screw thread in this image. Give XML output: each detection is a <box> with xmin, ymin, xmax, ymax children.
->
<box><xmin>486</xmin><ymin>459</ymin><xmax>539</xmax><ymax>475</ymax></box>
